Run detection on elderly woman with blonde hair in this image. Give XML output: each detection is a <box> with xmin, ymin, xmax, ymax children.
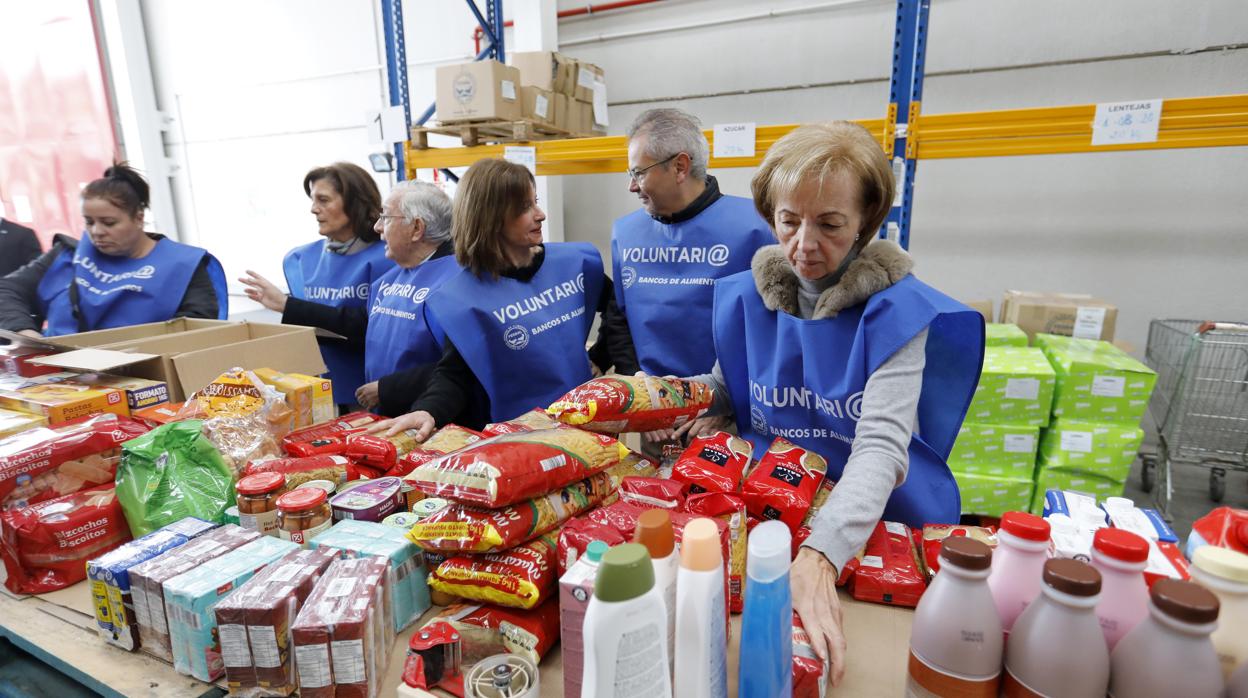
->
<box><xmin>660</xmin><ymin>121</ymin><xmax>984</xmax><ymax>684</ymax></box>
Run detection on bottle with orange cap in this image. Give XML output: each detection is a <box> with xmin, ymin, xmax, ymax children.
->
<box><xmin>674</xmin><ymin>517</ymin><xmax>728</xmax><ymax>698</ymax></box>
<box><xmin>636</xmin><ymin>508</ymin><xmax>678</xmax><ymax>678</ymax></box>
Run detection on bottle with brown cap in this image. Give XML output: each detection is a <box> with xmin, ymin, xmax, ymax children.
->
<box><xmin>1109</xmin><ymin>578</ymin><xmax>1224</xmax><ymax>697</ymax></box>
<box><xmin>1004</xmin><ymin>558</ymin><xmax>1109</xmax><ymax>697</ymax></box>
<box><xmin>907</xmin><ymin>536</ymin><xmax>1003</xmax><ymax>698</ymax></box>
<box><xmin>635</xmin><ymin>508</ymin><xmax>677</xmax><ymax>677</ymax></box>
<box><xmin>674</xmin><ymin>517</ymin><xmax>727</xmax><ymax>698</ymax></box>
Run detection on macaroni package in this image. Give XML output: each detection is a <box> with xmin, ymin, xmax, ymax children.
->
<box><xmin>671</xmin><ymin>431</ymin><xmax>754</xmax><ymax>494</ymax></box>
<box><xmin>428</xmin><ymin>534</ymin><xmax>558</xmax><ymax>610</ymax></box>
<box><xmin>406</xmin><ymin>427</ymin><xmax>627</xmax><ymax>508</ymax></box>
<box><xmin>617</xmin><ymin>476</ymin><xmax>687</xmax><ymax>510</ymax></box>
<box><xmin>241</xmin><ymin>454</ymin><xmax>355</xmax><ymax>490</ymax></box>
<box><xmin>546</xmin><ymin>375</ymin><xmax>714</xmax><ymax>433</ymax></box>
<box><xmin>391</xmin><ymin>425</ymin><xmax>485</xmax><ymax>477</ymax></box>
<box><xmin>481</xmin><ymin>408</ymin><xmax>560</xmax><ymax>437</ymax></box>
<box><xmin>742</xmin><ymin>438</ymin><xmax>829</xmax><ymax>535</ymax></box>
<box><xmin>556</xmin><ymin>517</ymin><xmax>629</xmax><ymax>575</ymax></box>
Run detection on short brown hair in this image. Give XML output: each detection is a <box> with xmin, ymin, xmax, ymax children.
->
<box><xmin>303</xmin><ymin>162</ymin><xmax>382</xmax><ymax>243</ymax></box>
<box><xmin>751</xmin><ymin>122</ymin><xmax>895</xmax><ymax>251</ymax></box>
<box><xmin>452</xmin><ymin>159</ymin><xmax>536</xmax><ymax>278</ymax></box>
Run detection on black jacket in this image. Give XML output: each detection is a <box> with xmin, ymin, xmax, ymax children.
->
<box><xmin>281</xmin><ymin>240</ymin><xmax>455</xmax><ymax>417</ymax></box>
<box><xmin>0</xmin><ymin>219</ymin><xmax>41</xmax><ymax>277</ymax></box>
<box><xmin>411</xmin><ymin>246</ymin><xmax>638</xmax><ymax>428</ymax></box>
<box><xmin>0</xmin><ymin>233</ymin><xmax>219</xmax><ymax>334</ymax></box>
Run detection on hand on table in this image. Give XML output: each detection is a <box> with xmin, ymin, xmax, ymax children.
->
<box><xmin>366</xmin><ymin>410</ymin><xmax>435</xmax><ymax>441</ymax></box>
<box><xmin>238</xmin><ymin>270</ymin><xmax>288</xmax><ymax>313</ymax></box>
<box><xmin>355</xmin><ymin>381</ymin><xmax>380</xmax><ymax>410</ymax></box>
<box><xmin>791</xmin><ymin>546</ymin><xmax>848</xmax><ymax>687</ymax></box>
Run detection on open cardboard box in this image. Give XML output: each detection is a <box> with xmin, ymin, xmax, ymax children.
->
<box><xmin>2</xmin><ymin>319</ymin><xmax>330</xmax><ymax>402</ymax></box>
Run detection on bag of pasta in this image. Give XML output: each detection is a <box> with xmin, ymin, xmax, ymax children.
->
<box><xmin>178</xmin><ymin>368</ymin><xmax>291</xmax><ymax>474</ymax></box>
<box><xmin>390</xmin><ymin>425</ymin><xmax>485</xmax><ymax>477</ymax></box>
<box><xmin>427</xmin><ymin>535</ymin><xmax>558</xmax><ymax>609</ymax></box>
<box><xmin>406</xmin><ymin>427</ymin><xmax>627</xmax><ymax>508</ymax></box>
<box><xmin>546</xmin><ymin>375</ymin><xmax>713</xmax><ymax>433</ymax></box>
<box><xmin>482</xmin><ymin>408</ymin><xmax>560</xmax><ymax>437</ymax></box>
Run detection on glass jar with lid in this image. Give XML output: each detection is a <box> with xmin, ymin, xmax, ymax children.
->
<box><xmin>276</xmin><ymin>487</ymin><xmax>332</xmax><ymax>546</ymax></box>
<box><xmin>236</xmin><ymin>472</ymin><xmax>286</xmax><ymax>537</ymax></box>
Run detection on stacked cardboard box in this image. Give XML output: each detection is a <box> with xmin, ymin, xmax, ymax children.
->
<box><xmin>507</xmin><ymin>51</ymin><xmax>606</xmax><ymax>135</ymax></box>
<box><xmin>985</xmin><ymin>323</ymin><xmax>1028</xmax><ymax>348</ymax></box>
<box><xmin>1000</xmin><ymin>290</ymin><xmax>1118</xmax><ymax>342</ymax></box>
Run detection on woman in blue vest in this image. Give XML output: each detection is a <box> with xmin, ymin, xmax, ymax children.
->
<box><xmin>371</xmin><ymin>158</ymin><xmax>636</xmax><ymax>438</ymax></box>
<box><xmin>0</xmin><ymin>163</ymin><xmax>227</xmax><ymax>336</ymax></box>
<box><xmin>654</xmin><ymin>122</ymin><xmax>984</xmax><ymax>685</ymax></box>
<box><xmin>239</xmin><ymin>181</ymin><xmax>460</xmax><ymax>417</ymax></box>
<box><xmin>281</xmin><ymin>162</ymin><xmax>395</xmax><ymax>409</ymax></box>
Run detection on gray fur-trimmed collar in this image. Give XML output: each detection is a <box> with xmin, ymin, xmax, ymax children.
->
<box><xmin>750</xmin><ymin>239</ymin><xmax>914</xmax><ymax>319</ymax></box>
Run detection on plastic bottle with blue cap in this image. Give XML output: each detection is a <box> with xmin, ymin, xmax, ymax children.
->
<box><xmin>738</xmin><ymin>520</ymin><xmax>792</xmax><ymax>698</ymax></box>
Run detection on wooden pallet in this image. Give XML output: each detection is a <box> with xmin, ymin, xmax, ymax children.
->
<box><xmin>410</xmin><ymin>118</ymin><xmax>588</xmax><ymax>148</ymax></box>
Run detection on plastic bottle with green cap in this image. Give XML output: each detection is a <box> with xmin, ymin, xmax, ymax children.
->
<box><xmin>674</xmin><ymin>517</ymin><xmax>727</xmax><ymax>698</ymax></box>
<box><xmin>1189</xmin><ymin>545</ymin><xmax>1248</xmax><ymax>693</ymax></box>
<box><xmin>560</xmin><ymin>540</ymin><xmax>611</xmax><ymax>698</ymax></box>
<box><xmin>582</xmin><ymin>543</ymin><xmax>672</xmax><ymax>698</ymax></box>
<box><xmin>739</xmin><ymin>520</ymin><xmax>792</xmax><ymax>698</ymax></box>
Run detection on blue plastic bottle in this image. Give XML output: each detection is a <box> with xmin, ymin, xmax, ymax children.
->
<box><xmin>739</xmin><ymin>520</ymin><xmax>793</xmax><ymax>698</ymax></box>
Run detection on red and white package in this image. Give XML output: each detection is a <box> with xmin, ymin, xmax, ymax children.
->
<box><xmin>280</xmin><ymin>411</ymin><xmax>382</xmax><ymax>456</ymax></box>
<box><xmin>851</xmin><ymin>521</ymin><xmax>926</xmax><ymax>607</ymax></box>
<box><xmin>390</xmin><ymin>425</ymin><xmax>485</xmax><ymax>477</ymax></box>
<box><xmin>683</xmin><ymin>492</ymin><xmax>748</xmax><ymax>613</ymax></box>
<box><xmin>0</xmin><ymin>413</ymin><xmax>148</xmax><ymax>510</ymax></box>
<box><xmin>481</xmin><ymin>409</ymin><xmax>560</xmax><ymax>437</ymax></box>
<box><xmin>919</xmin><ymin>524</ymin><xmax>996</xmax><ymax>580</ymax></box>
<box><xmin>425</xmin><ymin>599</ymin><xmax>561</xmax><ymax>665</ymax></box>
<box><xmin>0</xmin><ymin>483</ymin><xmax>131</xmax><ymax>594</ymax></box>
<box><xmin>742</xmin><ymin>438</ymin><xmax>828</xmax><ymax>534</ymax></box>
<box><xmin>793</xmin><ymin>477</ymin><xmax>838</xmax><ymax>557</ymax></box>
<box><xmin>671</xmin><ymin>431</ymin><xmax>754</xmax><ymax>494</ymax></box>
<box><xmin>241</xmin><ymin>454</ymin><xmax>357</xmax><ymax>490</ymax></box>
<box><xmin>793</xmin><ymin>612</ymin><xmax>829</xmax><ymax>698</ymax></box>
<box><xmin>557</xmin><ymin>517</ymin><xmax>628</xmax><ymax>575</ymax></box>
<box><xmin>1189</xmin><ymin>506</ymin><xmax>1248</xmax><ymax>555</ymax></box>
<box><xmin>618</xmin><ymin>476</ymin><xmax>687</xmax><ymax>510</ymax></box>
<box><xmin>1144</xmin><ymin>540</ymin><xmax>1191</xmax><ymax>588</ymax></box>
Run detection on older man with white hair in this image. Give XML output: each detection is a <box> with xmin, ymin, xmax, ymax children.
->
<box><xmin>241</xmin><ymin>180</ymin><xmax>461</xmax><ymax>417</ymax></box>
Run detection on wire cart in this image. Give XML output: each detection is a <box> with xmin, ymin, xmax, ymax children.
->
<box><xmin>1140</xmin><ymin>320</ymin><xmax>1248</xmax><ymax>514</ymax></box>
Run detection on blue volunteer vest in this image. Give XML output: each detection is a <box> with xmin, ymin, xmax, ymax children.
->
<box><xmin>38</xmin><ymin>234</ymin><xmax>228</xmax><ymax>337</ymax></box>
<box><xmin>712</xmin><ymin>270</ymin><xmax>985</xmax><ymax>528</ymax></box>
<box><xmin>426</xmin><ymin>243</ymin><xmax>605</xmax><ymax>422</ymax></box>
<box><xmin>612</xmin><ymin>195</ymin><xmax>773</xmax><ymax>377</ymax></box>
<box><xmin>283</xmin><ymin>239</ymin><xmax>394</xmax><ymax>403</ymax></box>
<box><xmin>363</xmin><ymin>255</ymin><xmax>460</xmax><ymax>384</ymax></box>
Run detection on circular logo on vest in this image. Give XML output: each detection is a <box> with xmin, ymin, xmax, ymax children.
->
<box><xmin>453</xmin><ymin>73</ymin><xmax>476</xmax><ymax>104</ymax></box>
<box><xmin>621</xmin><ymin>266</ymin><xmax>636</xmax><ymax>289</ymax></box>
<box><xmin>749</xmin><ymin>405</ymin><xmax>768</xmax><ymax>435</ymax></box>
<box><xmin>134</xmin><ymin>265</ymin><xmax>156</xmax><ymax>280</ymax></box>
<box><xmin>412</xmin><ymin>287</ymin><xmax>430</xmax><ymax>304</ymax></box>
<box><xmin>846</xmin><ymin>390</ymin><xmax>865</xmax><ymax>421</ymax></box>
<box><xmin>575</xmin><ymin>272</ymin><xmax>586</xmax><ymax>292</ymax></box>
<box><xmin>355</xmin><ymin>282</ymin><xmax>371</xmax><ymax>299</ymax></box>
<box><xmin>503</xmin><ymin>324</ymin><xmax>530</xmax><ymax>351</ymax></box>
<box><xmin>707</xmin><ymin>244</ymin><xmax>730</xmax><ymax>267</ymax></box>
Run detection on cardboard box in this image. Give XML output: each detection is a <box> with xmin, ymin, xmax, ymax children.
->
<box><xmin>519</xmin><ymin>85</ymin><xmax>554</xmax><ymax>125</ymax></box>
<box><xmin>964</xmin><ymin>299</ymin><xmax>993</xmax><ymax>323</ymax></box>
<box><xmin>435</xmin><ymin>59</ymin><xmax>521</xmax><ymax>123</ymax></box>
<box><xmin>553</xmin><ymin>93</ymin><xmax>571</xmax><ymax>131</ymax></box>
<box><xmin>573</xmin><ymin>61</ymin><xmax>604</xmax><ymax>102</ymax></box>
<box><xmin>131</xmin><ymin>401</ymin><xmax>192</xmax><ymax>428</ymax></box>
<box><xmin>985</xmin><ymin>323</ymin><xmax>1028</xmax><ymax>347</ymax></box>
<box><xmin>1034</xmin><ymin>333</ymin><xmax>1156</xmax><ymax>425</ymax></box>
<box><xmin>947</xmin><ymin>423</ymin><xmax>1039</xmax><ymax>478</ymax></box>
<box><xmin>508</xmin><ymin>50</ymin><xmax>577</xmax><ymax>95</ymax></box>
<box><xmin>574</xmin><ymin>99</ymin><xmax>593</xmax><ymax>136</ymax></box>
<box><xmin>0</xmin><ymin>345</ymin><xmax>65</xmax><ymax>378</ymax></box>
<box><xmin>254</xmin><ymin>368</ymin><xmax>333</xmax><ymax>428</ymax></box>
<box><xmin>1030</xmin><ymin>470</ymin><xmax>1125</xmax><ymax>514</ymax></box>
<box><xmin>14</xmin><ymin>319</ymin><xmax>327</xmax><ymax>402</ymax></box>
<box><xmin>1000</xmin><ymin>290</ymin><xmax>1117</xmax><ymax>342</ymax></box>
<box><xmin>82</xmin><ymin>374</ymin><xmax>169</xmax><ymax>412</ymax></box>
<box><xmin>953</xmin><ymin>471</ymin><xmax>1034</xmax><ymax>518</ymax></box>
<box><xmin>0</xmin><ymin>381</ymin><xmax>129</xmax><ymax>425</ymax></box>
<box><xmin>1037</xmin><ymin>418</ymin><xmax>1144</xmax><ymax>483</ymax></box>
<box><xmin>964</xmin><ymin>347</ymin><xmax>1056</xmax><ymax>427</ymax></box>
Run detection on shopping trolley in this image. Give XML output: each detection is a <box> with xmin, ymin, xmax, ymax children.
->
<box><xmin>1140</xmin><ymin>320</ymin><xmax>1248</xmax><ymax>515</ymax></box>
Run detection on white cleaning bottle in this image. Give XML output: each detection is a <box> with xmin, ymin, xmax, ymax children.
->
<box><xmin>674</xmin><ymin>517</ymin><xmax>727</xmax><ymax>698</ymax></box>
<box><xmin>636</xmin><ymin>508</ymin><xmax>678</xmax><ymax>677</ymax></box>
<box><xmin>582</xmin><ymin>542</ymin><xmax>672</xmax><ymax>698</ymax></box>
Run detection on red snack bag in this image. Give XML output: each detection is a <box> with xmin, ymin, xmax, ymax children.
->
<box><xmin>793</xmin><ymin>612</ymin><xmax>830</xmax><ymax>698</ymax></box>
<box><xmin>671</xmin><ymin>431</ymin><xmax>754</xmax><ymax>494</ymax></box>
<box><xmin>920</xmin><ymin>524</ymin><xmax>996</xmax><ymax>580</ymax></box>
<box><xmin>407</xmin><ymin>427</ymin><xmax>628</xmax><ymax>508</ymax></box>
<box><xmin>429</xmin><ymin>535</ymin><xmax>557</xmax><ymax>610</ymax></box>
<box><xmin>683</xmin><ymin>492</ymin><xmax>748</xmax><ymax>613</ymax></box>
<box><xmin>241</xmin><ymin>454</ymin><xmax>356</xmax><ymax>490</ymax></box>
<box><xmin>1189</xmin><ymin>506</ymin><xmax>1248</xmax><ymax>555</ymax></box>
<box><xmin>482</xmin><ymin>408</ymin><xmax>560</xmax><ymax>437</ymax></box>
<box><xmin>0</xmin><ymin>483</ymin><xmax>131</xmax><ymax>594</ymax></box>
<box><xmin>280</xmin><ymin>412</ymin><xmax>382</xmax><ymax>455</ymax></box>
<box><xmin>851</xmin><ymin>521</ymin><xmax>926</xmax><ymax>607</ymax></box>
<box><xmin>618</xmin><ymin>476</ymin><xmax>687</xmax><ymax>510</ymax></box>
<box><xmin>425</xmin><ymin>599</ymin><xmax>561</xmax><ymax>665</ymax></box>
<box><xmin>0</xmin><ymin>413</ymin><xmax>149</xmax><ymax>510</ymax></box>
<box><xmin>390</xmin><ymin>425</ymin><xmax>485</xmax><ymax>478</ymax></box>
<box><xmin>343</xmin><ymin>431</ymin><xmax>423</xmax><ymax>472</ymax></box>
<box><xmin>546</xmin><ymin>375</ymin><xmax>714</xmax><ymax>433</ymax></box>
<box><xmin>557</xmin><ymin>517</ymin><xmax>628</xmax><ymax>575</ymax></box>
<box><xmin>407</xmin><ymin>472</ymin><xmax>616</xmax><ymax>554</ymax></box>
<box><xmin>792</xmin><ymin>477</ymin><xmax>838</xmax><ymax>558</ymax></box>
<box><xmin>742</xmin><ymin>438</ymin><xmax>828</xmax><ymax>534</ymax></box>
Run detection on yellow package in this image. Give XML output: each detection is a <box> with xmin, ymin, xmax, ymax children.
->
<box><xmin>0</xmin><ymin>408</ymin><xmax>47</xmax><ymax>439</ymax></box>
<box><xmin>83</xmin><ymin>374</ymin><xmax>169</xmax><ymax>412</ymax></box>
<box><xmin>254</xmin><ymin>368</ymin><xmax>333</xmax><ymax>428</ymax></box>
<box><xmin>0</xmin><ymin>382</ymin><xmax>129</xmax><ymax>425</ymax></box>
<box><xmin>603</xmin><ymin>448</ymin><xmax>658</xmax><ymax>489</ymax></box>
<box><xmin>427</xmin><ymin>535</ymin><xmax>557</xmax><ymax>609</ymax></box>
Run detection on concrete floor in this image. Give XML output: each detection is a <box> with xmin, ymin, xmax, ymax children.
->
<box><xmin>1120</xmin><ymin>434</ymin><xmax>1248</xmax><ymax>541</ymax></box>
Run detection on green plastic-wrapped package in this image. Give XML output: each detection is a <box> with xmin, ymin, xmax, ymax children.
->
<box><xmin>115</xmin><ymin>420</ymin><xmax>236</xmax><ymax>537</ymax></box>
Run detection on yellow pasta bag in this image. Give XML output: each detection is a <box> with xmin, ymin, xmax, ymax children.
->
<box><xmin>428</xmin><ymin>534</ymin><xmax>557</xmax><ymax>609</ymax></box>
<box><xmin>546</xmin><ymin>375</ymin><xmax>714</xmax><ymax>433</ymax></box>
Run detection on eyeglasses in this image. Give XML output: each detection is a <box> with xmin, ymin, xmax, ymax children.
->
<box><xmin>627</xmin><ymin>153</ymin><xmax>680</xmax><ymax>182</ymax></box>
<box><xmin>377</xmin><ymin>214</ymin><xmax>406</xmax><ymax>221</ymax></box>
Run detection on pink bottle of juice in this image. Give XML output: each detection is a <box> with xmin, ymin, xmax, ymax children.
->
<box><xmin>987</xmin><ymin>511</ymin><xmax>1051</xmax><ymax>633</ymax></box>
<box><xmin>1090</xmin><ymin>527</ymin><xmax>1150</xmax><ymax>649</ymax></box>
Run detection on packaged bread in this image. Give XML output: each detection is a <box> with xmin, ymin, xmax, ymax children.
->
<box><xmin>178</xmin><ymin>368</ymin><xmax>291</xmax><ymax>473</ymax></box>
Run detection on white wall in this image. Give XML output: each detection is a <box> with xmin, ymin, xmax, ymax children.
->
<box><xmin>132</xmin><ymin>0</ymin><xmax>1248</xmax><ymax>347</ymax></box>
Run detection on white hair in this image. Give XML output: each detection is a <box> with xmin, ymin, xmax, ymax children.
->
<box><xmin>390</xmin><ymin>180</ymin><xmax>453</xmax><ymax>243</ymax></box>
<box><xmin>626</xmin><ymin>108</ymin><xmax>709</xmax><ymax>181</ymax></box>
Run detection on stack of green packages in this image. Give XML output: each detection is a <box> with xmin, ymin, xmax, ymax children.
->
<box><xmin>1030</xmin><ymin>334</ymin><xmax>1156</xmax><ymax>511</ymax></box>
<box><xmin>948</xmin><ymin>329</ymin><xmax>1055</xmax><ymax>517</ymax></box>
<box><xmin>985</xmin><ymin>323</ymin><xmax>1029</xmax><ymax>348</ymax></box>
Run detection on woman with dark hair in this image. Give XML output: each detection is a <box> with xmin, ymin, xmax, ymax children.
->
<box><xmin>0</xmin><ymin>163</ymin><xmax>227</xmax><ymax>336</ymax></box>
<box><xmin>281</xmin><ymin>162</ymin><xmax>395</xmax><ymax>408</ymax></box>
<box><xmin>371</xmin><ymin>158</ymin><xmax>637</xmax><ymax>437</ymax></box>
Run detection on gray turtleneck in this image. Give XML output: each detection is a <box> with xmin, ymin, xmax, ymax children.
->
<box><xmin>691</xmin><ymin>270</ymin><xmax>929</xmax><ymax>575</ymax></box>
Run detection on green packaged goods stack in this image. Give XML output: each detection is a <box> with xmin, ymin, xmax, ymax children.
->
<box><xmin>947</xmin><ymin>423</ymin><xmax>1039</xmax><ymax>478</ymax></box>
<box><xmin>1035</xmin><ymin>418</ymin><xmax>1144</xmax><ymax>485</ymax></box>
<box><xmin>1034</xmin><ymin>333</ymin><xmax>1157</xmax><ymax>425</ymax></box>
<box><xmin>964</xmin><ymin>347</ymin><xmax>1056</xmax><ymax>427</ymax></box>
<box><xmin>952</xmin><ymin>471</ymin><xmax>1035</xmax><ymax>518</ymax></box>
<box><xmin>985</xmin><ymin>323</ymin><xmax>1029</xmax><ymax>347</ymax></box>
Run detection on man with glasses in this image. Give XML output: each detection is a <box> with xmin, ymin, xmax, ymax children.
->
<box><xmin>609</xmin><ymin>108</ymin><xmax>772</xmax><ymax>388</ymax></box>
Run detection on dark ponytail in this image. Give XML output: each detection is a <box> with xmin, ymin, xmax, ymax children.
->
<box><xmin>81</xmin><ymin>162</ymin><xmax>150</xmax><ymax>218</ymax></box>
